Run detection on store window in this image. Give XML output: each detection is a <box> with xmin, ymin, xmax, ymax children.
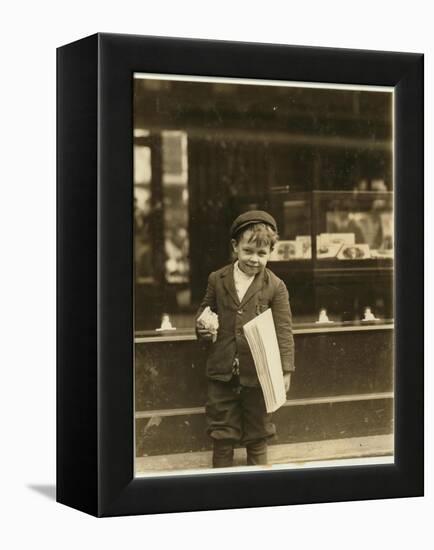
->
<box><xmin>133</xmin><ymin>74</ymin><xmax>393</xmax><ymax>333</ymax></box>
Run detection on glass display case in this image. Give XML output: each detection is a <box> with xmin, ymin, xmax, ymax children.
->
<box><xmin>268</xmin><ymin>188</ymin><xmax>394</xmax><ymax>325</ymax></box>
<box><xmin>133</xmin><ymin>189</ymin><xmax>394</xmax><ymax>332</ymax></box>
<box><xmin>271</xmin><ymin>190</ymin><xmax>393</xmax><ymax>262</ymax></box>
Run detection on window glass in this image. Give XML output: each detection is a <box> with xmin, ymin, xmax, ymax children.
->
<box><xmin>133</xmin><ymin>75</ymin><xmax>393</xmax><ymax>331</ymax></box>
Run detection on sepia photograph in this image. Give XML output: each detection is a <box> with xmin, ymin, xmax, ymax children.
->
<box><xmin>133</xmin><ymin>73</ymin><xmax>395</xmax><ymax>477</ymax></box>
<box><xmin>3</xmin><ymin>0</ymin><xmax>427</xmax><ymax>540</ymax></box>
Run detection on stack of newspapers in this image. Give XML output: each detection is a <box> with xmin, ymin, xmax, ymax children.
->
<box><xmin>243</xmin><ymin>309</ymin><xmax>287</xmax><ymax>413</ymax></box>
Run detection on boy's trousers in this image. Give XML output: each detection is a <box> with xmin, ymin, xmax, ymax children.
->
<box><xmin>205</xmin><ymin>375</ymin><xmax>276</xmax><ymax>466</ymax></box>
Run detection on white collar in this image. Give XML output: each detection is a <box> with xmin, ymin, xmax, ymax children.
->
<box><xmin>234</xmin><ymin>260</ymin><xmax>255</xmax><ymax>281</ymax></box>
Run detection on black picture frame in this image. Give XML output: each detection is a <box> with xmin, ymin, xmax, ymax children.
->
<box><xmin>57</xmin><ymin>32</ymin><xmax>424</xmax><ymax>517</ymax></box>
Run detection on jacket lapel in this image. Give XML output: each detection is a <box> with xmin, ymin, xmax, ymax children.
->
<box><xmin>221</xmin><ymin>264</ymin><xmax>240</xmax><ymax>306</ymax></box>
<box><xmin>240</xmin><ymin>268</ymin><xmax>267</xmax><ymax>308</ymax></box>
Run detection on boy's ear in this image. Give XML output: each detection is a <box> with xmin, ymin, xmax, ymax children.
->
<box><xmin>231</xmin><ymin>239</ymin><xmax>237</xmax><ymax>252</ymax></box>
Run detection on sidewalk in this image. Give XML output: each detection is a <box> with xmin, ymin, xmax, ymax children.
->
<box><xmin>135</xmin><ymin>433</ymin><xmax>393</xmax><ymax>475</ymax></box>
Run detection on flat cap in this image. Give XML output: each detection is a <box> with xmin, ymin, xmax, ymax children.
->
<box><xmin>230</xmin><ymin>210</ymin><xmax>278</xmax><ymax>238</ymax></box>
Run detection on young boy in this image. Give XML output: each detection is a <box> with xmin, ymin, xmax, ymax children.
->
<box><xmin>196</xmin><ymin>210</ymin><xmax>295</xmax><ymax>468</ymax></box>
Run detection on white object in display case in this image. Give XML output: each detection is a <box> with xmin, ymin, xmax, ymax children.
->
<box><xmin>337</xmin><ymin>243</ymin><xmax>370</xmax><ymax>260</ymax></box>
<box><xmin>156</xmin><ymin>313</ymin><xmax>177</xmax><ymax>331</ymax></box>
<box><xmin>269</xmin><ymin>240</ymin><xmax>302</xmax><ymax>261</ymax></box>
<box><xmin>295</xmin><ymin>235</ymin><xmax>312</xmax><ymax>259</ymax></box>
<box><xmin>362</xmin><ymin>307</ymin><xmax>379</xmax><ymax>321</ymax></box>
<box><xmin>315</xmin><ymin>308</ymin><xmax>334</xmax><ymax>324</ymax></box>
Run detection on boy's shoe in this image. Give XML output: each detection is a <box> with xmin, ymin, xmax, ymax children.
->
<box><xmin>246</xmin><ymin>439</ymin><xmax>268</xmax><ymax>465</ymax></box>
<box><xmin>212</xmin><ymin>439</ymin><xmax>234</xmax><ymax>468</ymax></box>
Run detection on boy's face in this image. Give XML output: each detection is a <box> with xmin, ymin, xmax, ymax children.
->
<box><xmin>232</xmin><ymin>232</ymin><xmax>272</xmax><ymax>276</ymax></box>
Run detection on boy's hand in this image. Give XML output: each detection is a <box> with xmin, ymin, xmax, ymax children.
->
<box><xmin>197</xmin><ymin>327</ymin><xmax>214</xmax><ymax>340</ymax></box>
<box><xmin>283</xmin><ymin>373</ymin><xmax>291</xmax><ymax>393</ymax></box>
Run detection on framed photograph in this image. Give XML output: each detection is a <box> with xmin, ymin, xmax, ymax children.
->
<box><xmin>336</xmin><ymin>243</ymin><xmax>371</xmax><ymax>260</ymax></box>
<box><xmin>57</xmin><ymin>33</ymin><xmax>423</xmax><ymax>517</ymax></box>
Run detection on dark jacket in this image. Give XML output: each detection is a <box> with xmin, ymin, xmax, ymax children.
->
<box><xmin>197</xmin><ymin>263</ymin><xmax>295</xmax><ymax>386</ymax></box>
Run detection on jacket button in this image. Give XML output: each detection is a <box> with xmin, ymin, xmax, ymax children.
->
<box><xmin>237</xmin><ymin>309</ymin><xmax>243</xmax><ymax>314</ymax></box>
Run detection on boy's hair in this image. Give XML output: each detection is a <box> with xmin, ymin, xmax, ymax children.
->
<box><xmin>233</xmin><ymin>222</ymin><xmax>279</xmax><ymax>250</ymax></box>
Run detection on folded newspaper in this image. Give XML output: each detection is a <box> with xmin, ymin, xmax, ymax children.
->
<box><xmin>243</xmin><ymin>309</ymin><xmax>287</xmax><ymax>412</ymax></box>
<box><xmin>197</xmin><ymin>306</ymin><xmax>219</xmax><ymax>343</ymax></box>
